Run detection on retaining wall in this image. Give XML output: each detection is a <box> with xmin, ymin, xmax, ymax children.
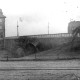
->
<box><xmin>3</xmin><ymin>37</ymin><xmax>72</xmax><ymax>52</ymax></box>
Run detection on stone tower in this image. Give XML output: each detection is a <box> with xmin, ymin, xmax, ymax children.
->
<box><xmin>68</xmin><ymin>21</ymin><xmax>80</xmax><ymax>33</ymax></box>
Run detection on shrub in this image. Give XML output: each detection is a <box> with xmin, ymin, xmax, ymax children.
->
<box><xmin>69</xmin><ymin>39</ymin><xmax>80</xmax><ymax>52</ymax></box>
<box><xmin>36</xmin><ymin>42</ymin><xmax>52</xmax><ymax>51</ymax></box>
<box><xmin>15</xmin><ymin>47</ymin><xmax>25</xmax><ymax>57</ymax></box>
<box><xmin>16</xmin><ymin>36</ymin><xmax>38</xmax><ymax>56</ymax></box>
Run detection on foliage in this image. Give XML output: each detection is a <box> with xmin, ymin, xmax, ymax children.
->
<box><xmin>16</xmin><ymin>36</ymin><xmax>37</xmax><ymax>49</ymax></box>
<box><xmin>16</xmin><ymin>36</ymin><xmax>53</xmax><ymax>53</ymax></box>
<box><xmin>16</xmin><ymin>36</ymin><xmax>38</xmax><ymax>56</ymax></box>
<box><xmin>71</xmin><ymin>26</ymin><xmax>80</xmax><ymax>50</ymax></box>
<box><xmin>36</xmin><ymin>42</ymin><xmax>52</xmax><ymax>51</ymax></box>
<box><xmin>70</xmin><ymin>38</ymin><xmax>80</xmax><ymax>52</ymax></box>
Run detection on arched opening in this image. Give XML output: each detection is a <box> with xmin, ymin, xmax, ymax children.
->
<box><xmin>25</xmin><ymin>43</ymin><xmax>37</xmax><ymax>54</ymax></box>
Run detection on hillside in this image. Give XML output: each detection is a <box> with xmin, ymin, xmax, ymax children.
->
<box><xmin>24</xmin><ymin>40</ymin><xmax>80</xmax><ymax>60</ymax></box>
<box><xmin>6</xmin><ymin>43</ymin><xmax>80</xmax><ymax>61</ymax></box>
<box><xmin>0</xmin><ymin>37</ymin><xmax>80</xmax><ymax>61</ymax></box>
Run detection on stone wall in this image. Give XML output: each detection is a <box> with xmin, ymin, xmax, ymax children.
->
<box><xmin>4</xmin><ymin>36</ymin><xmax>72</xmax><ymax>52</ymax></box>
<box><xmin>4</xmin><ymin>38</ymin><xmax>18</xmax><ymax>52</ymax></box>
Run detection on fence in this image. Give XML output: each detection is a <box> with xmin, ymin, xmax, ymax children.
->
<box><xmin>30</xmin><ymin>33</ymin><xmax>72</xmax><ymax>38</ymax></box>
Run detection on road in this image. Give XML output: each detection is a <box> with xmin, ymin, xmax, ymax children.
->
<box><xmin>0</xmin><ymin>60</ymin><xmax>80</xmax><ymax>70</ymax></box>
<box><xmin>0</xmin><ymin>60</ymin><xmax>80</xmax><ymax>80</ymax></box>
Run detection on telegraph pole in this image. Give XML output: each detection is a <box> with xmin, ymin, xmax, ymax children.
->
<box><xmin>48</xmin><ymin>22</ymin><xmax>49</xmax><ymax>34</ymax></box>
<box><xmin>17</xmin><ymin>20</ymin><xmax>19</xmax><ymax>37</ymax></box>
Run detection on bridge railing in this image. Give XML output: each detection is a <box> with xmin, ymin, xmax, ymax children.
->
<box><xmin>30</xmin><ymin>33</ymin><xmax>73</xmax><ymax>38</ymax></box>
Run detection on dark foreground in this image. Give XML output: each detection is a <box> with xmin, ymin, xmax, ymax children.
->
<box><xmin>0</xmin><ymin>60</ymin><xmax>79</xmax><ymax>80</ymax></box>
<box><xmin>0</xmin><ymin>69</ymin><xmax>80</xmax><ymax>80</ymax></box>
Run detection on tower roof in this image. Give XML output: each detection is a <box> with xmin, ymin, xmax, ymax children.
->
<box><xmin>0</xmin><ymin>9</ymin><xmax>6</xmax><ymax>18</ymax></box>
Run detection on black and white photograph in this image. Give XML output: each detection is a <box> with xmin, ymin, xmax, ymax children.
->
<box><xmin>0</xmin><ymin>0</ymin><xmax>80</xmax><ymax>80</ymax></box>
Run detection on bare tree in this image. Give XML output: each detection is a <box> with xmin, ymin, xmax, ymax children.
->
<box><xmin>71</xmin><ymin>26</ymin><xmax>80</xmax><ymax>49</ymax></box>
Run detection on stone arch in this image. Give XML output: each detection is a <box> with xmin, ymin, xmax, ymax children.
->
<box><xmin>25</xmin><ymin>42</ymin><xmax>38</xmax><ymax>53</ymax></box>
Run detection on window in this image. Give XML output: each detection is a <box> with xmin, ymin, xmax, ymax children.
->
<box><xmin>0</xmin><ymin>19</ymin><xmax>2</xmax><ymax>22</ymax></box>
<box><xmin>0</xmin><ymin>26</ymin><xmax>2</xmax><ymax>29</ymax></box>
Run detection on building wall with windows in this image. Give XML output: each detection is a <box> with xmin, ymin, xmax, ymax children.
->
<box><xmin>0</xmin><ymin>9</ymin><xmax>6</xmax><ymax>49</ymax></box>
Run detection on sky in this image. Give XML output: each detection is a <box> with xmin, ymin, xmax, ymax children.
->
<box><xmin>0</xmin><ymin>0</ymin><xmax>80</xmax><ymax>37</ymax></box>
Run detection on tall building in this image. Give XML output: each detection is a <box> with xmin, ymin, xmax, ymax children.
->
<box><xmin>0</xmin><ymin>9</ymin><xmax>6</xmax><ymax>38</ymax></box>
<box><xmin>0</xmin><ymin>9</ymin><xmax>6</xmax><ymax>49</ymax></box>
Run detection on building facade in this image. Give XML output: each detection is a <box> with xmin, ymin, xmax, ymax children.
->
<box><xmin>0</xmin><ymin>9</ymin><xmax>6</xmax><ymax>49</ymax></box>
<box><xmin>0</xmin><ymin>9</ymin><xmax>6</xmax><ymax>38</ymax></box>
